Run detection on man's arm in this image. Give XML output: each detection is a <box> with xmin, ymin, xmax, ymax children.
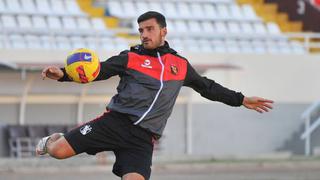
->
<box><xmin>42</xmin><ymin>51</ymin><xmax>128</xmax><ymax>82</ymax></box>
<box><xmin>183</xmin><ymin>62</ymin><xmax>273</xmax><ymax>113</ymax></box>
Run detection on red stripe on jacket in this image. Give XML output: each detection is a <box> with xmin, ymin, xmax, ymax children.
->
<box><xmin>127</xmin><ymin>52</ymin><xmax>187</xmax><ymax>81</ymax></box>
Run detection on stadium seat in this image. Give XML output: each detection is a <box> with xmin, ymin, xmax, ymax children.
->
<box><xmin>241</xmin><ymin>4</ymin><xmax>258</xmax><ymax>20</ymax></box>
<box><xmin>101</xmin><ymin>37</ymin><xmax>116</xmax><ymax>50</ymax></box>
<box><xmin>35</xmin><ymin>0</ymin><xmax>52</xmax><ymax>14</ymax></box>
<box><xmin>0</xmin><ymin>0</ymin><xmax>6</xmax><ymax>13</ymax></box>
<box><xmin>163</xmin><ymin>2</ymin><xmax>178</xmax><ymax>18</ymax></box>
<box><xmin>17</xmin><ymin>15</ymin><xmax>33</xmax><ymax>29</ymax></box>
<box><xmin>6</xmin><ymin>0</ymin><xmax>21</xmax><ymax>13</ymax></box>
<box><xmin>55</xmin><ymin>36</ymin><xmax>72</xmax><ymax>50</ymax></box>
<box><xmin>31</xmin><ymin>16</ymin><xmax>47</xmax><ymax>30</ymax></box>
<box><xmin>70</xmin><ymin>36</ymin><xmax>86</xmax><ymax>49</ymax></box>
<box><xmin>40</xmin><ymin>35</ymin><xmax>55</xmax><ymax>49</ymax></box>
<box><xmin>65</xmin><ymin>0</ymin><xmax>86</xmax><ymax>16</ymax></box>
<box><xmin>47</xmin><ymin>16</ymin><xmax>62</xmax><ymax>30</ymax></box>
<box><xmin>203</xmin><ymin>3</ymin><xmax>218</xmax><ymax>19</ymax></box>
<box><xmin>198</xmin><ymin>39</ymin><xmax>213</xmax><ymax>52</ymax></box>
<box><xmin>240</xmin><ymin>22</ymin><xmax>255</xmax><ymax>34</ymax></box>
<box><xmin>107</xmin><ymin>1</ymin><xmax>123</xmax><ymax>18</ymax></box>
<box><xmin>77</xmin><ymin>17</ymin><xmax>92</xmax><ymax>30</ymax></box>
<box><xmin>229</xmin><ymin>4</ymin><xmax>244</xmax><ymax>20</ymax></box>
<box><xmin>148</xmin><ymin>2</ymin><xmax>164</xmax><ymax>14</ymax></box>
<box><xmin>253</xmin><ymin>22</ymin><xmax>268</xmax><ymax>34</ymax></box>
<box><xmin>214</xmin><ymin>21</ymin><xmax>228</xmax><ymax>34</ymax></box>
<box><xmin>226</xmin><ymin>39</ymin><xmax>241</xmax><ymax>53</ymax></box>
<box><xmin>216</xmin><ymin>4</ymin><xmax>230</xmax><ymax>19</ymax></box>
<box><xmin>201</xmin><ymin>21</ymin><xmax>215</xmax><ymax>33</ymax></box>
<box><xmin>62</xmin><ymin>16</ymin><xmax>78</xmax><ymax>31</ymax></box>
<box><xmin>136</xmin><ymin>2</ymin><xmax>149</xmax><ymax>16</ymax></box>
<box><xmin>190</xmin><ymin>3</ymin><xmax>205</xmax><ymax>19</ymax></box>
<box><xmin>266</xmin><ymin>22</ymin><xmax>281</xmax><ymax>34</ymax></box>
<box><xmin>227</xmin><ymin>22</ymin><xmax>241</xmax><ymax>34</ymax></box>
<box><xmin>177</xmin><ymin>3</ymin><xmax>191</xmax><ymax>19</ymax></box>
<box><xmin>20</xmin><ymin>0</ymin><xmax>37</xmax><ymax>14</ymax></box>
<box><xmin>25</xmin><ymin>35</ymin><xmax>42</xmax><ymax>49</ymax></box>
<box><xmin>91</xmin><ymin>18</ymin><xmax>106</xmax><ymax>31</ymax></box>
<box><xmin>8</xmin><ymin>125</ymin><xmax>32</xmax><ymax>158</ymax></box>
<box><xmin>188</xmin><ymin>21</ymin><xmax>202</xmax><ymax>33</ymax></box>
<box><xmin>122</xmin><ymin>1</ymin><xmax>137</xmax><ymax>18</ymax></box>
<box><xmin>174</xmin><ymin>20</ymin><xmax>188</xmax><ymax>33</ymax></box>
<box><xmin>50</xmin><ymin>0</ymin><xmax>67</xmax><ymax>15</ymax></box>
<box><xmin>10</xmin><ymin>34</ymin><xmax>27</xmax><ymax>49</ymax></box>
<box><xmin>1</xmin><ymin>15</ymin><xmax>17</xmax><ymax>29</ymax></box>
<box><xmin>212</xmin><ymin>39</ymin><xmax>227</xmax><ymax>53</ymax></box>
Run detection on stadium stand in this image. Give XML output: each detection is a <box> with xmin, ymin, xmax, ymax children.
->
<box><xmin>0</xmin><ymin>0</ymin><xmax>310</xmax><ymax>54</ymax></box>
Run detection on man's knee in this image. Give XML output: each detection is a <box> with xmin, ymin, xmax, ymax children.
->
<box><xmin>122</xmin><ymin>173</ymin><xmax>145</xmax><ymax>180</ymax></box>
<box><xmin>46</xmin><ymin>137</ymin><xmax>75</xmax><ymax>159</ymax></box>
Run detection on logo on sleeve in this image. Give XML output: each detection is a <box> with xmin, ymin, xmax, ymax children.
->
<box><xmin>80</xmin><ymin>125</ymin><xmax>92</xmax><ymax>135</ymax></box>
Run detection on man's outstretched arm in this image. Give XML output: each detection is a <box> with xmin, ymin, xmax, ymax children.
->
<box><xmin>183</xmin><ymin>62</ymin><xmax>273</xmax><ymax>113</ymax></box>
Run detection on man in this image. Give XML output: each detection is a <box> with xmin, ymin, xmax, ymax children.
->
<box><xmin>36</xmin><ymin>11</ymin><xmax>273</xmax><ymax>180</ymax></box>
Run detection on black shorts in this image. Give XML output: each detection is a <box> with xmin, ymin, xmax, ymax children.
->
<box><xmin>64</xmin><ymin>110</ymin><xmax>155</xmax><ymax>180</ymax></box>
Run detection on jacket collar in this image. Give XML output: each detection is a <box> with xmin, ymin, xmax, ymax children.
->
<box><xmin>130</xmin><ymin>41</ymin><xmax>177</xmax><ymax>57</ymax></box>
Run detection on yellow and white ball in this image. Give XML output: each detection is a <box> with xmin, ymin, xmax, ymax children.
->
<box><xmin>65</xmin><ymin>48</ymin><xmax>100</xmax><ymax>83</ymax></box>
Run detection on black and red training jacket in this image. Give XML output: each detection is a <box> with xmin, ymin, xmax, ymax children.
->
<box><xmin>59</xmin><ymin>42</ymin><xmax>244</xmax><ymax>137</ymax></box>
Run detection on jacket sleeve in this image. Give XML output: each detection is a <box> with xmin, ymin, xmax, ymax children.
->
<box><xmin>183</xmin><ymin>61</ymin><xmax>244</xmax><ymax>107</ymax></box>
<box><xmin>58</xmin><ymin>51</ymin><xmax>128</xmax><ymax>82</ymax></box>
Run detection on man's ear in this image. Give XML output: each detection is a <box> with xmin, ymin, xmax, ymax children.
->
<box><xmin>161</xmin><ymin>27</ymin><xmax>167</xmax><ymax>37</ymax></box>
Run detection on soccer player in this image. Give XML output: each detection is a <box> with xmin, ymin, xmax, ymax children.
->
<box><xmin>36</xmin><ymin>11</ymin><xmax>273</xmax><ymax>180</ymax></box>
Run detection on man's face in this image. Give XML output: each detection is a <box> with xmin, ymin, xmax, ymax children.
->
<box><xmin>138</xmin><ymin>18</ymin><xmax>167</xmax><ymax>50</ymax></box>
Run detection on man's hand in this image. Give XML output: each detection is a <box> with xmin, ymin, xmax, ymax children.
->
<box><xmin>42</xmin><ymin>66</ymin><xmax>64</xmax><ymax>80</ymax></box>
<box><xmin>242</xmin><ymin>96</ymin><xmax>274</xmax><ymax>113</ymax></box>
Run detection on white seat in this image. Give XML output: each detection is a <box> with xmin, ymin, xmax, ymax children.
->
<box><xmin>188</xmin><ymin>21</ymin><xmax>202</xmax><ymax>33</ymax></box>
<box><xmin>214</xmin><ymin>22</ymin><xmax>228</xmax><ymax>34</ymax></box>
<box><xmin>226</xmin><ymin>39</ymin><xmax>240</xmax><ymax>53</ymax></box>
<box><xmin>238</xmin><ymin>40</ymin><xmax>254</xmax><ymax>54</ymax></box>
<box><xmin>211</xmin><ymin>39</ymin><xmax>227</xmax><ymax>53</ymax></box>
<box><xmin>40</xmin><ymin>35</ymin><xmax>55</xmax><ymax>49</ymax></box>
<box><xmin>6</xmin><ymin>0</ymin><xmax>21</xmax><ymax>13</ymax></box>
<box><xmin>240</xmin><ymin>22</ymin><xmax>254</xmax><ymax>34</ymax></box>
<box><xmin>227</xmin><ymin>22</ymin><xmax>241</xmax><ymax>34</ymax></box>
<box><xmin>229</xmin><ymin>4</ymin><xmax>244</xmax><ymax>20</ymax></box>
<box><xmin>251</xmin><ymin>40</ymin><xmax>266</xmax><ymax>54</ymax></box>
<box><xmin>17</xmin><ymin>15</ymin><xmax>33</xmax><ymax>29</ymax></box>
<box><xmin>0</xmin><ymin>0</ymin><xmax>6</xmax><ymax>13</ymax></box>
<box><xmin>203</xmin><ymin>4</ymin><xmax>217</xmax><ymax>19</ymax></box>
<box><xmin>20</xmin><ymin>0</ymin><xmax>37</xmax><ymax>13</ymax></box>
<box><xmin>290</xmin><ymin>41</ymin><xmax>306</xmax><ymax>54</ymax></box>
<box><xmin>32</xmin><ymin>16</ymin><xmax>47</xmax><ymax>29</ymax></box>
<box><xmin>35</xmin><ymin>0</ymin><xmax>52</xmax><ymax>14</ymax></box>
<box><xmin>107</xmin><ymin>1</ymin><xmax>122</xmax><ymax>18</ymax></box>
<box><xmin>76</xmin><ymin>17</ymin><xmax>91</xmax><ymax>30</ymax></box>
<box><xmin>25</xmin><ymin>35</ymin><xmax>41</xmax><ymax>49</ymax></box>
<box><xmin>198</xmin><ymin>39</ymin><xmax>213</xmax><ymax>52</ymax></box>
<box><xmin>170</xmin><ymin>38</ymin><xmax>184</xmax><ymax>52</ymax></box>
<box><xmin>201</xmin><ymin>21</ymin><xmax>215</xmax><ymax>33</ymax></box>
<box><xmin>174</xmin><ymin>20</ymin><xmax>188</xmax><ymax>33</ymax></box>
<box><xmin>91</xmin><ymin>18</ymin><xmax>106</xmax><ymax>31</ymax></box>
<box><xmin>47</xmin><ymin>16</ymin><xmax>62</xmax><ymax>30</ymax></box>
<box><xmin>122</xmin><ymin>1</ymin><xmax>137</xmax><ymax>18</ymax></box>
<box><xmin>10</xmin><ymin>34</ymin><xmax>27</xmax><ymax>49</ymax></box>
<box><xmin>241</xmin><ymin>4</ymin><xmax>258</xmax><ymax>20</ymax></box>
<box><xmin>62</xmin><ymin>17</ymin><xmax>77</xmax><ymax>30</ymax></box>
<box><xmin>177</xmin><ymin>3</ymin><xmax>191</xmax><ymax>19</ymax></box>
<box><xmin>100</xmin><ymin>37</ymin><xmax>115</xmax><ymax>51</ymax></box>
<box><xmin>55</xmin><ymin>36</ymin><xmax>72</xmax><ymax>50</ymax></box>
<box><xmin>50</xmin><ymin>0</ymin><xmax>66</xmax><ymax>15</ymax></box>
<box><xmin>277</xmin><ymin>40</ymin><xmax>292</xmax><ymax>54</ymax></box>
<box><xmin>190</xmin><ymin>3</ymin><xmax>205</xmax><ymax>19</ymax></box>
<box><xmin>136</xmin><ymin>2</ymin><xmax>149</xmax><ymax>15</ymax></box>
<box><xmin>184</xmin><ymin>39</ymin><xmax>200</xmax><ymax>52</ymax></box>
<box><xmin>114</xmin><ymin>38</ymin><xmax>129</xmax><ymax>51</ymax></box>
<box><xmin>253</xmin><ymin>22</ymin><xmax>268</xmax><ymax>34</ymax></box>
<box><xmin>1</xmin><ymin>15</ymin><xmax>17</xmax><ymax>28</ymax></box>
<box><xmin>166</xmin><ymin>20</ymin><xmax>175</xmax><ymax>32</ymax></box>
<box><xmin>148</xmin><ymin>2</ymin><xmax>164</xmax><ymax>14</ymax></box>
<box><xmin>266</xmin><ymin>22</ymin><xmax>281</xmax><ymax>34</ymax></box>
<box><xmin>265</xmin><ymin>40</ymin><xmax>280</xmax><ymax>54</ymax></box>
<box><xmin>216</xmin><ymin>4</ymin><xmax>230</xmax><ymax>19</ymax></box>
<box><xmin>70</xmin><ymin>36</ymin><xmax>86</xmax><ymax>49</ymax></box>
<box><xmin>85</xmin><ymin>36</ymin><xmax>99</xmax><ymax>50</ymax></box>
<box><xmin>163</xmin><ymin>2</ymin><xmax>178</xmax><ymax>18</ymax></box>
<box><xmin>65</xmin><ymin>0</ymin><xmax>85</xmax><ymax>16</ymax></box>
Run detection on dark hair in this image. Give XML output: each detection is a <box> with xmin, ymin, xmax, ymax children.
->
<box><xmin>137</xmin><ymin>11</ymin><xmax>166</xmax><ymax>28</ymax></box>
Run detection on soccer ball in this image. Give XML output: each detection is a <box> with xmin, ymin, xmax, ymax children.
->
<box><xmin>65</xmin><ymin>48</ymin><xmax>100</xmax><ymax>83</ymax></box>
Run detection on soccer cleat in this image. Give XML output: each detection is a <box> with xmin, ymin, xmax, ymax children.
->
<box><xmin>35</xmin><ymin>136</ymin><xmax>50</xmax><ymax>156</ymax></box>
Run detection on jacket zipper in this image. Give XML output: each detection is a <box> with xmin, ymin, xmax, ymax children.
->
<box><xmin>134</xmin><ymin>51</ymin><xmax>164</xmax><ymax>125</ymax></box>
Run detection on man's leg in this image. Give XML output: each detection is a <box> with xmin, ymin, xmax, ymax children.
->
<box><xmin>36</xmin><ymin>133</ymin><xmax>76</xmax><ymax>159</ymax></box>
<box><xmin>122</xmin><ymin>173</ymin><xmax>145</xmax><ymax>180</ymax></box>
